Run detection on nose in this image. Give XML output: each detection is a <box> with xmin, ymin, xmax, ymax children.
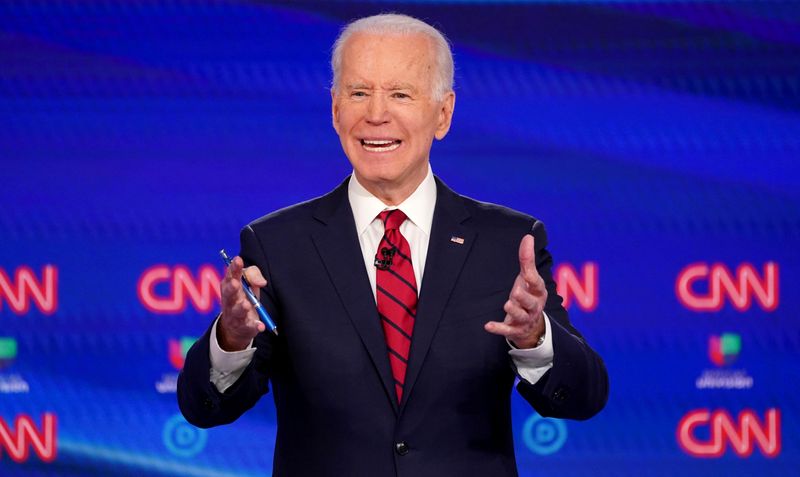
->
<box><xmin>365</xmin><ymin>93</ymin><xmax>390</xmax><ymax>125</ymax></box>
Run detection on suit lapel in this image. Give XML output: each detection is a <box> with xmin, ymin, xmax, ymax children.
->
<box><xmin>401</xmin><ymin>178</ymin><xmax>475</xmax><ymax>411</ymax></box>
<box><xmin>311</xmin><ymin>179</ymin><xmax>399</xmax><ymax>413</ymax></box>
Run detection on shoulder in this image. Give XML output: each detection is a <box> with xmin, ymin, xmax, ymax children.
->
<box><xmin>246</xmin><ymin>197</ymin><xmax>318</xmax><ymax>232</ymax></box>
<box><xmin>440</xmin><ymin>177</ymin><xmax>542</xmax><ymax>228</ymax></box>
<box><xmin>460</xmin><ymin>194</ymin><xmax>539</xmax><ymax>227</ymax></box>
<box><xmin>243</xmin><ymin>178</ymin><xmax>348</xmax><ymax>236</ymax></box>
<box><xmin>439</xmin><ymin>181</ymin><xmax>549</xmax><ymax>245</ymax></box>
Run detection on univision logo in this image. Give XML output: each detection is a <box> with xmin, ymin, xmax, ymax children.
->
<box><xmin>0</xmin><ymin>337</ymin><xmax>17</xmax><ymax>370</ymax></box>
<box><xmin>709</xmin><ymin>333</ymin><xmax>741</xmax><ymax>367</ymax></box>
<box><xmin>157</xmin><ymin>337</ymin><xmax>197</xmax><ymax>393</ymax></box>
<box><xmin>0</xmin><ymin>337</ymin><xmax>29</xmax><ymax>393</ymax></box>
<box><xmin>696</xmin><ymin>332</ymin><xmax>752</xmax><ymax>390</ymax></box>
<box><xmin>168</xmin><ymin>337</ymin><xmax>196</xmax><ymax>371</ymax></box>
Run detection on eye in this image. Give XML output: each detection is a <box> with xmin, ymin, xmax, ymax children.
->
<box><xmin>351</xmin><ymin>91</ymin><xmax>368</xmax><ymax>98</ymax></box>
<box><xmin>391</xmin><ymin>92</ymin><xmax>410</xmax><ymax>99</ymax></box>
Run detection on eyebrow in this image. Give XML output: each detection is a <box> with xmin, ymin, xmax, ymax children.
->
<box><xmin>345</xmin><ymin>82</ymin><xmax>418</xmax><ymax>92</ymax></box>
<box><xmin>385</xmin><ymin>83</ymin><xmax>417</xmax><ymax>92</ymax></box>
<box><xmin>346</xmin><ymin>83</ymin><xmax>371</xmax><ymax>90</ymax></box>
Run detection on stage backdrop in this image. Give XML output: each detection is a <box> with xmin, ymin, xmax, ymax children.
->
<box><xmin>1</xmin><ymin>1</ymin><xmax>798</xmax><ymax>476</ymax></box>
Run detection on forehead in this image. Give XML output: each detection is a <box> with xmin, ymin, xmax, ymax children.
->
<box><xmin>339</xmin><ymin>32</ymin><xmax>436</xmax><ymax>88</ymax></box>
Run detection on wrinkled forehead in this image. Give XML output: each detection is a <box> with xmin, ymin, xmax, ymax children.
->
<box><xmin>339</xmin><ymin>32</ymin><xmax>437</xmax><ymax>88</ymax></box>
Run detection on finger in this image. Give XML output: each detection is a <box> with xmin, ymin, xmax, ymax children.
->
<box><xmin>518</xmin><ymin>235</ymin><xmax>540</xmax><ymax>283</ymax></box>
<box><xmin>228</xmin><ymin>256</ymin><xmax>244</xmax><ymax>281</ymax></box>
<box><xmin>221</xmin><ymin>274</ymin><xmax>243</xmax><ymax>307</ymax></box>
<box><xmin>509</xmin><ymin>281</ymin><xmax>540</xmax><ymax>312</ymax></box>
<box><xmin>241</xmin><ymin>315</ymin><xmax>264</xmax><ymax>334</ymax></box>
<box><xmin>484</xmin><ymin>320</ymin><xmax>519</xmax><ymax>339</ymax></box>
<box><xmin>222</xmin><ymin>297</ymin><xmax>262</xmax><ymax>333</ymax></box>
<box><xmin>503</xmin><ymin>300</ymin><xmax>531</xmax><ymax>325</ymax></box>
<box><xmin>229</xmin><ymin>298</ymin><xmax>254</xmax><ymax>322</ymax></box>
<box><xmin>240</xmin><ymin>306</ymin><xmax>267</xmax><ymax>334</ymax></box>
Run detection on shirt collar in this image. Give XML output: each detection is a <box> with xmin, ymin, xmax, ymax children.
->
<box><xmin>348</xmin><ymin>164</ymin><xmax>437</xmax><ymax>236</ymax></box>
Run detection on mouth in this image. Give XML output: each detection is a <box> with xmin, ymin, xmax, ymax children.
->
<box><xmin>360</xmin><ymin>138</ymin><xmax>402</xmax><ymax>153</ymax></box>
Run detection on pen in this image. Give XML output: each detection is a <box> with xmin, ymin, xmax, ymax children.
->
<box><xmin>219</xmin><ymin>249</ymin><xmax>278</xmax><ymax>336</ymax></box>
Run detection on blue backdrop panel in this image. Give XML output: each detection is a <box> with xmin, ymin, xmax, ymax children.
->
<box><xmin>0</xmin><ymin>1</ymin><xmax>798</xmax><ymax>476</ymax></box>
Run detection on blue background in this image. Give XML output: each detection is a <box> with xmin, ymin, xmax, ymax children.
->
<box><xmin>1</xmin><ymin>0</ymin><xmax>798</xmax><ymax>475</ymax></box>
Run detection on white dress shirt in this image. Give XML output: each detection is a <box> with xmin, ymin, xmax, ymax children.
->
<box><xmin>209</xmin><ymin>165</ymin><xmax>554</xmax><ymax>392</ymax></box>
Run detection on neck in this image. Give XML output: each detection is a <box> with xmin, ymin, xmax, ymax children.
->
<box><xmin>355</xmin><ymin>168</ymin><xmax>428</xmax><ymax>206</ymax></box>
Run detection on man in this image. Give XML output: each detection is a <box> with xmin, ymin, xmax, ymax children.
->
<box><xmin>178</xmin><ymin>13</ymin><xmax>608</xmax><ymax>476</ymax></box>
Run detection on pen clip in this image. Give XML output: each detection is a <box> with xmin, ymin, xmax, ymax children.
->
<box><xmin>219</xmin><ymin>249</ymin><xmax>232</xmax><ymax>266</ymax></box>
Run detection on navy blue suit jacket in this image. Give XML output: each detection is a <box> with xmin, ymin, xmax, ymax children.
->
<box><xmin>178</xmin><ymin>176</ymin><xmax>608</xmax><ymax>476</ymax></box>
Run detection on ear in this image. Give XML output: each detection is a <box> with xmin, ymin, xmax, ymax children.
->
<box><xmin>434</xmin><ymin>91</ymin><xmax>456</xmax><ymax>140</ymax></box>
<box><xmin>331</xmin><ymin>88</ymin><xmax>340</xmax><ymax>134</ymax></box>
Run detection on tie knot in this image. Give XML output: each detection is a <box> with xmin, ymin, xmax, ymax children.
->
<box><xmin>378</xmin><ymin>209</ymin><xmax>408</xmax><ymax>231</ymax></box>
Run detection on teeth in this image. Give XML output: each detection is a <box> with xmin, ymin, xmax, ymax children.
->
<box><xmin>361</xmin><ymin>139</ymin><xmax>401</xmax><ymax>152</ymax></box>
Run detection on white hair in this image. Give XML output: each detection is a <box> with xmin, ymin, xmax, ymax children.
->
<box><xmin>330</xmin><ymin>13</ymin><xmax>454</xmax><ymax>101</ymax></box>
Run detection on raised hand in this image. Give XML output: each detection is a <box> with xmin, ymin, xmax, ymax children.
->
<box><xmin>484</xmin><ymin>234</ymin><xmax>547</xmax><ymax>349</ymax></box>
<box><xmin>218</xmin><ymin>256</ymin><xmax>267</xmax><ymax>351</ymax></box>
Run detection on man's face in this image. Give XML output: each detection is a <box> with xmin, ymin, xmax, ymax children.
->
<box><xmin>332</xmin><ymin>32</ymin><xmax>455</xmax><ymax>201</ymax></box>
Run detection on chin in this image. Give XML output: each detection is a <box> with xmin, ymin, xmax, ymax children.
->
<box><xmin>357</xmin><ymin>169</ymin><xmax>403</xmax><ymax>187</ymax></box>
<box><xmin>351</xmin><ymin>157</ymin><xmax>403</xmax><ymax>181</ymax></box>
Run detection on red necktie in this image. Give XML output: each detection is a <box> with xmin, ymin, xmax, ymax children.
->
<box><xmin>375</xmin><ymin>209</ymin><xmax>417</xmax><ymax>403</ymax></box>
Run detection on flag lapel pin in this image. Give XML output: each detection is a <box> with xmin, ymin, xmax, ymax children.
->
<box><xmin>450</xmin><ymin>236</ymin><xmax>465</xmax><ymax>245</ymax></box>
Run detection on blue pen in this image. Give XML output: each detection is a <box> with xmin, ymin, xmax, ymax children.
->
<box><xmin>219</xmin><ymin>249</ymin><xmax>278</xmax><ymax>336</ymax></box>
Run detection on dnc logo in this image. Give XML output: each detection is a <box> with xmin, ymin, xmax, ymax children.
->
<box><xmin>522</xmin><ymin>414</ymin><xmax>567</xmax><ymax>455</ymax></box>
<box><xmin>163</xmin><ymin>414</ymin><xmax>207</xmax><ymax>458</ymax></box>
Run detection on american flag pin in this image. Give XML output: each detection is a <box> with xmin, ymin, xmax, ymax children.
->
<box><xmin>450</xmin><ymin>236</ymin><xmax>465</xmax><ymax>245</ymax></box>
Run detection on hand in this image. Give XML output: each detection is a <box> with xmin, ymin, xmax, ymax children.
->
<box><xmin>218</xmin><ymin>256</ymin><xmax>267</xmax><ymax>351</ymax></box>
<box><xmin>484</xmin><ymin>234</ymin><xmax>547</xmax><ymax>349</ymax></box>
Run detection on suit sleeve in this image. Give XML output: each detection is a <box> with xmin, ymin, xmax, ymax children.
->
<box><xmin>177</xmin><ymin>224</ymin><xmax>279</xmax><ymax>428</ymax></box>
<box><xmin>515</xmin><ymin>220</ymin><xmax>609</xmax><ymax>420</ymax></box>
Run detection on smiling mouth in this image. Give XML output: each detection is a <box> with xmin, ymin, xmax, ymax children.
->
<box><xmin>361</xmin><ymin>139</ymin><xmax>402</xmax><ymax>152</ymax></box>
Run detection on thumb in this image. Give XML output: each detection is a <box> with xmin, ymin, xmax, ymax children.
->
<box><xmin>243</xmin><ymin>266</ymin><xmax>267</xmax><ymax>286</ymax></box>
<box><xmin>518</xmin><ymin>234</ymin><xmax>536</xmax><ymax>275</ymax></box>
<box><xmin>243</xmin><ymin>266</ymin><xmax>267</xmax><ymax>297</ymax></box>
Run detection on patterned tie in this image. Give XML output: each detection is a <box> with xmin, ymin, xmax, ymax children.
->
<box><xmin>375</xmin><ymin>209</ymin><xmax>417</xmax><ymax>403</ymax></box>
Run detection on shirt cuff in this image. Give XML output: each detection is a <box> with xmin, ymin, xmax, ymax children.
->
<box><xmin>508</xmin><ymin>311</ymin><xmax>554</xmax><ymax>385</ymax></box>
<box><xmin>209</xmin><ymin>316</ymin><xmax>256</xmax><ymax>393</ymax></box>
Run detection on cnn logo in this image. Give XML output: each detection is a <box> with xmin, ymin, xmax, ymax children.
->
<box><xmin>676</xmin><ymin>262</ymin><xmax>778</xmax><ymax>312</ymax></box>
<box><xmin>677</xmin><ymin>408</ymin><xmax>780</xmax><ymax>458</ymax></box>
<box><xmin>0</xmin><ymin>266</ymin><xmax>58</xmax><ymax>315</ymax></box>
<box><xmin>0</xmin><ymin>413</ymin><xmax>57</xmax><ymax>463</ymax></box>
<box><xmin>555</xmin><ymin>262</ymin><xmax>598</xmax><ymax>312</ymax></box>
<box><xmin>137</xmin><ymin>265</ymin><xmax>223</xmax><ymax>314</ymax></box>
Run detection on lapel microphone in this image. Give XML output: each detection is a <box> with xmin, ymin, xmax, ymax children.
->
<box><xmin>374</xmin><ymin>247</ymin><xmax>396</xmax><ymax>270</ymax></box>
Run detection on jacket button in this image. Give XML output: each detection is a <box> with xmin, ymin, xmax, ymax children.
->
<box><xmin>203</xmin><ymin>397</ymin><xmax>215</xmax><ymax>410</ymax></box>
<box><xmin>553</xmin><ymin>387</ymin><xmax>569</xmax><ymax>402</ymax></box>
<box><xmin>395</xmin><ymin>441</ymin><xmax>409</xmax><ymax>456</ymax></box>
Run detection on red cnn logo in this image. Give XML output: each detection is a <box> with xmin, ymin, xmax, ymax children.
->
<box><xmin>0</xmin><ymin>413</ymin><xmax>58</xmax><ymax>463</ymax></box>
<box><xmin>677</xmin><ymin>408</ymin><xmax>780</xmax><ymax>458</ymax></box>
<box><xmin>0</xmin><ymin>266</ymin><xmax>58</xmax><ymax>315</ymax></box>
<box><xmin>676</xmin><ymin>262</ymin><xmax>779</xmax><ymax>312</ymax></box>
<box><xmin>137</xmin><ymin>265</ymin><xmax>222</xmax><ymax>314</ymax></box>
<box><xmin>555</xmin><ymin>262</ymin><xmax>598</xmax><ymax>312</ymax></box>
